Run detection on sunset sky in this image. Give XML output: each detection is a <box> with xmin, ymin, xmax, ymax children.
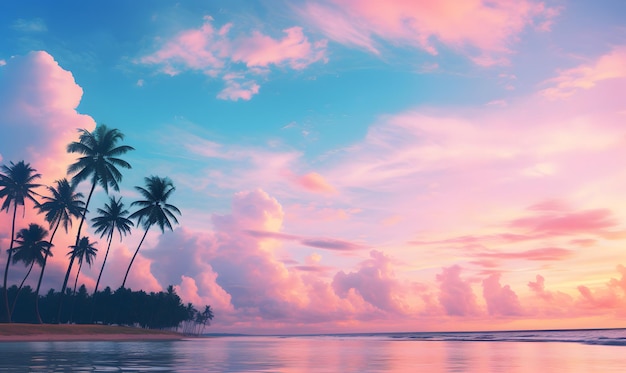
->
<box><xmin>1</xmin><ymin>0</ymin><xmax>626</xmax><ymax>334</ymax></box>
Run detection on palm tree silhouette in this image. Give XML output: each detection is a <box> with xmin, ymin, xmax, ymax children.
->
<box><xmin>36</xmin><ymin>179</ymin><xmax>85</xmax><ymax>323</ymax></box>
<box><xmin>91</xmin><ymin>196</ymin><xmax>133</xmax><ymax>295</ymax></box>
<box><xmin>0</xmin><ymin>160</ymin><xmax>41</xmax><ymax>322</ymax></box>
<box><xmin>68</xmin><ymin>236</ymin><xmax>98</xmax><ymax>295</ymax></box>
<box><xmin>122</xmin><ymin>176</ymin><xmax>181</xmax><ymax>289</ymax></box>
<box><xmin>67</xmin><ymin>236</ymin><xmax>97</xmax><ymax>323</ymax></box>
<box><xmin>62</xmin><ymin>124</ymin><xmax>133</xmax><ymax>295</ymax></box>
<box><xmin>9</xmin><ymin>223</ymin><xmax>51</xmax><ymax>318</ymax></box>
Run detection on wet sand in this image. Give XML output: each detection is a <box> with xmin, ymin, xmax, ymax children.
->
<box><xmin>0</xmin><ymin>323</ymin><xmax>184</xmax><ymax>342</ymax></box>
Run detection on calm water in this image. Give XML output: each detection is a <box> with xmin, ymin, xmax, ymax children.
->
<box><xmin>1</xmin><ymin>329</ymin><xmax>626</xmax><ymax>372</ymax></box>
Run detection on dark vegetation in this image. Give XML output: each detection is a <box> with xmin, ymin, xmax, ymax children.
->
<box><xmin>0</xmin><ymin>124</ymin><xmax>213</xmax><ymax>333</ymax></box>
<box><xmin>3</xmin><ymin>285</ymin><xmax>212</xmax><ymax>330</ymax></box>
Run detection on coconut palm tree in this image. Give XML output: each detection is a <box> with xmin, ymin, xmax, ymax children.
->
<box><xmin>67</xmin><ymin>236</ymin><xmax>97</xmax><ymax>323</ymax></box>
<box><xmin>91</xmin><ymin>196</ymin><xmax>133</xmax><ymax>295</ymax></box>
<box><xmin>122</xmin><ymin>176</ymin><xmax>181</xmax><ymax>288</ymax></box>
<box><xmin>67</xmin><ymin>236</ymin><xmax>97</xmax><ymax>295</ymax></box>
<box><xmin>0</xmin><ymin>160</ymin><xmax>41</xmax><ymax>322</ymax></box>
<box><xmin>9</xmin><ymin>224</ymin><xmax>51</xmax><ymax>318</ymax></box>
<box><xmin>35</xmin><ymin>179</ymin><xmax>85</xmax><ymax>323</ymax></box>
<box><xmin>62</xmin><ymin>124</ymin><xmax>134</xmax><ymax>295</ymax></box>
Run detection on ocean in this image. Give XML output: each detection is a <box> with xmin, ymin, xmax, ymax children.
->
<box><xmin>1</xmin><ymin>329</ymin><xmax>626</xmax><ymax>372</ymax></box>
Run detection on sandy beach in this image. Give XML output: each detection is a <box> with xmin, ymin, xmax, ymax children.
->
<box><xmin>0</xmin><ymin>323</ymin><xmax>184</xmax><ymax>342</ymax></box>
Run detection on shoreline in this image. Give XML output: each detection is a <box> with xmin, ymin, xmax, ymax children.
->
<box><xmin>0</xmin><ymin>323</ymin><xmax>185</xmax><ymax>342</ymax></box>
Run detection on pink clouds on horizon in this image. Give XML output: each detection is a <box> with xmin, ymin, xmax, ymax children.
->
<box><xmin>140</xmin><ymin>17</ymin><xmax>327</xmax><ymax>100</ymax></box>
<box><xmin>4</xmin><ymin>182</ymin><xmax>626</xmax><ymax>332</ymax></box>
<box><xmin>437</xmin><ymin>265</ymin><xmax>479</xmax><ymax>316</ymax></box>
<box><xmin>298</xmin><ymin>0</ymin><xmax>558</xmax><ymax>65</ymax></box>
<box><xmin>482</xmin><ymin>273</ymin><xmax>523</xmax><ymax>316</ymax></box>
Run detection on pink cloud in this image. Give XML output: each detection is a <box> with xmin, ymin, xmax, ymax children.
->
<box><xmin>293</xmin><ymin>265</ymin><xmax>333</xmax><ymax>273</ymax></box>
<box><xmin>217</xmin><ymin>74</ymin><xmax>260</xmax><ymax>101</ymax></box>
<box><xmin>526</xmin><ymin>274</ymin><xmax>575</xmax><ymax>316</ymax></box>
<box><xmin>575</xmin><ymin>265</ymin><xmax>626</xmax><ymax>314</ymax></box>
<box><xmin>140</xmin><ymin>19</ymin><xmax>226</xmax><ymax>75</ymax></box>
<box><xmin>522</xmin><ymin>266</ymin><xmax>626</xmax><ymax>319</ymax></box>
<box><xmin>175</xmin><ymin>273</ymin><xmax>234</xmax><ymax>313</ymax></box>
<box><xmin>332</xmin><ymin>250</ymin><xmax>407</xmax><ymax>313</ymax></box>
<box><xmin>477</xmin><ymin>247</ymin><xmax>573</xmax><ymax>261</ymax></box>
<box><xmin>140</xmin><ymin>18</ymin><xmax>327</xmax><ymax>100</ymax></box>
<box><xmin>294</xmin><ymin>172</ymin><xmax>337</xmax><ymax>194</ymax></box>
<box><xmin>510</xmin><ymin>209</ymin><xmax>619</xmax><ymax>237</ymax></box>
<box><xmin>541</xmin><ymin>46</ymin><xmax>626</xmax><ymax>99</ymax></box>
<box><xmin>482</xmin><ymin>273</ymin><xmax>523</xmax><ymax>316</ymax></box>
<box><xmin>299</xmin><ymin>0</ymin><xmax>557</xmax><ymax>65</ymax></box>
<box><xmin>231</xmin><ymin>27</ymin><xmax>327</xmax><ymax>69</ymax></box>
<box><xmin>528</xmin><ymin>274</ymin><xmax>548</xmax><ymax>297</ymax></box>
<box><xmin>125</xmin><ymin>189</ymin><xmax>443</xmax><ymax>331</ymax></box>
<box><xmin>300</xmin><ymin>238</ymin><xmax>366</xmax><ymax>251</ymax></box>
<box><xmin>246</xmin><ymin>230</ymin><xmax>368</xmax><ymax>251</ymax></box>
<box><xmin>0</xmin><ymin>51</ymin><xmax>95</xmax><ymax>180</ymax></box>
<box><xmin>139</xmin><ymin>190</ymin><xmax>311</xmax><ymax>324</ymax></box>
<box><xmin>527</xmin><ymin>199</ymin><xmax>571</xmax><ymax>212</ymax></box>
<box><xmin>410</xmin><ymin>232</ymin><xmax>538</xmax><ymax>248</ymax></box>
<box><xmin>436</xmin><ymin>265</ymin><xmax>479</xmax><ymax>316</ymax></box>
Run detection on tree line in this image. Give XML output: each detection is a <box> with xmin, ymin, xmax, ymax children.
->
<box><xmin>0</xmin><ymin>124</ymin><xmax>213</xmax><ymax>330</ymax></box>
<box><xmin>5</xmin><ymin>284</ymin><xmax>212</xmax><ymax>331</ymax></box>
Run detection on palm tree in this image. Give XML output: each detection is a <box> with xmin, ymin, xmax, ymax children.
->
<box><xmin>67</xmin><ymin>236</ymin><xmax>97</xmax><ymax>295</ymax></box>
<box><xmin>9</xmin><ymin>224</ymin><xmax>51</xmax><ymax>318</ymax></box>
<box><xmin>122</xmin><ymin>176</ymin><xmax>181</xmax><ymax>288</ymax></box>
<box><xmin>61</xmin><ymin>124</ymin><xmax>134</xmax><ymax>295</ymax></box>
<box><xmin>91</xmin><ymin>196</ymin><xmax>133</xmax><ymax>295</ymax></box>
<box><xmin>67</xmin><ymin>236</ymin><xmax>97</xmax><ymax>323</ymax></box>
<box><xmin>0</xmin><ymin>160</ymin><xmax>41</xmax><ymax>322</ymax></box>
<box><xmin>35</xmin><ymin>179</ymin><xmax>85</xmax><ymax>323</ymax></box>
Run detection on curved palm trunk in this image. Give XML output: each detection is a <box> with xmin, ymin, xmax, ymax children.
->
<box><xmin>34</xmin><ymin>222</ymin><xmax>59</xmax><ymax>324</ymax></box>
<box><xmin>58</xmin><ymin>180</ymin><xmax>96</xmax><ymax>323</ymax></box>
<box><xmin>121</xmin><ymin>227</ymin><xmax>149</xmax><ymax>289</ymax></box>
<box><xmin>70</xmin><ymin>260</ymin><xmax>83</xmax><ymax>323</ymax></box>
<box><xmin>72</xmin><ymin>261</ymin><xmax>83</xmax><ymax>295</ymax></box>
<box><xmin>93</xmin><ymin>230</ymin><xmax>113</xmax><ymax>295</ymax></box>
<box><xmin>91</xmin><ymin>230</ymin><xmax>113</xmax><ymax>324</ymax></box>
<box><xmin>2</xmin><ymin>205</ymin><xmax>18</xmax><ymax>322</ymax></box>
<box><xmin>61</xmin><ymin>180</ymin><xmax>96</xmax><ymax>294</ymax></box>
<box><xmin>10</xmin><ymin>261</ymin><xmax>35</xmax><ymax>316</ymax></box>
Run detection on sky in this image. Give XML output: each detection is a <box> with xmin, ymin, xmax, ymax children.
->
<box><xmin>1</xmin><ymin>0</ymin><xmax>626</xmax><ymax>334</ymax></box>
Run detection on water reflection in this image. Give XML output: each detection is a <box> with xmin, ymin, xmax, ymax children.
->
<box><xmin>0</xmin><ymin>341</ymin><xmax>181</xmax><ymax>372</ymax></box>
<box><xmin>1</xmin><ymin>336</ymin><xmax>626</xmax><ymax>372</ymax></box>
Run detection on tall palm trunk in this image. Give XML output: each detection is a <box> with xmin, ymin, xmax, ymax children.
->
<box><xmin>10</xmin><ymin>261</ymin><xmax>35</xmax><ymax>316</ymax></box>
<box><xmin>69</xmin><ymin>260</ymin><xmax>84</xmax><ymax>323</ymax></box>
<box><xmin>93</xmin><ymin>229</ymin><xmax>113</xmax><ymax>295</ymax></box>
<box><xmin>34</xmin><ymin>222</ymin><xmax>59</xmax><ymax>324</ymax></box>
<box><xmin>91</xmin><ymin>230</ymin><xmax>114</xmax><ymax>323</ymax></box>
<box><xmin>61</xmin><ymin>181</ymin><xmax>96</xmax><ymax>294</ymax></box>
<box><xmin>2</xmin><ymin>205</ymin><xmax>18</xmax><ymax>322</ymax></box>
<box><xmin>121</xmin><ymin>228</ymin><xmax>149</xmax><ymax>289</ymax></box>
<box><xmin>72</xmin><ymin>261</ymin><xmax>83</xmax><ymax>295</ymax></box>
<box><xmin>58</xmin><ymin>180</ymin><xmax>96</xmax><ymax>323</ymax></box>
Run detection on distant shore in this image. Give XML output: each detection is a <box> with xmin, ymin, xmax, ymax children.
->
<box><xmin>0</xmin><ymin>323</ymin><xmax>185</xmax><ymax>342</ymax></box>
